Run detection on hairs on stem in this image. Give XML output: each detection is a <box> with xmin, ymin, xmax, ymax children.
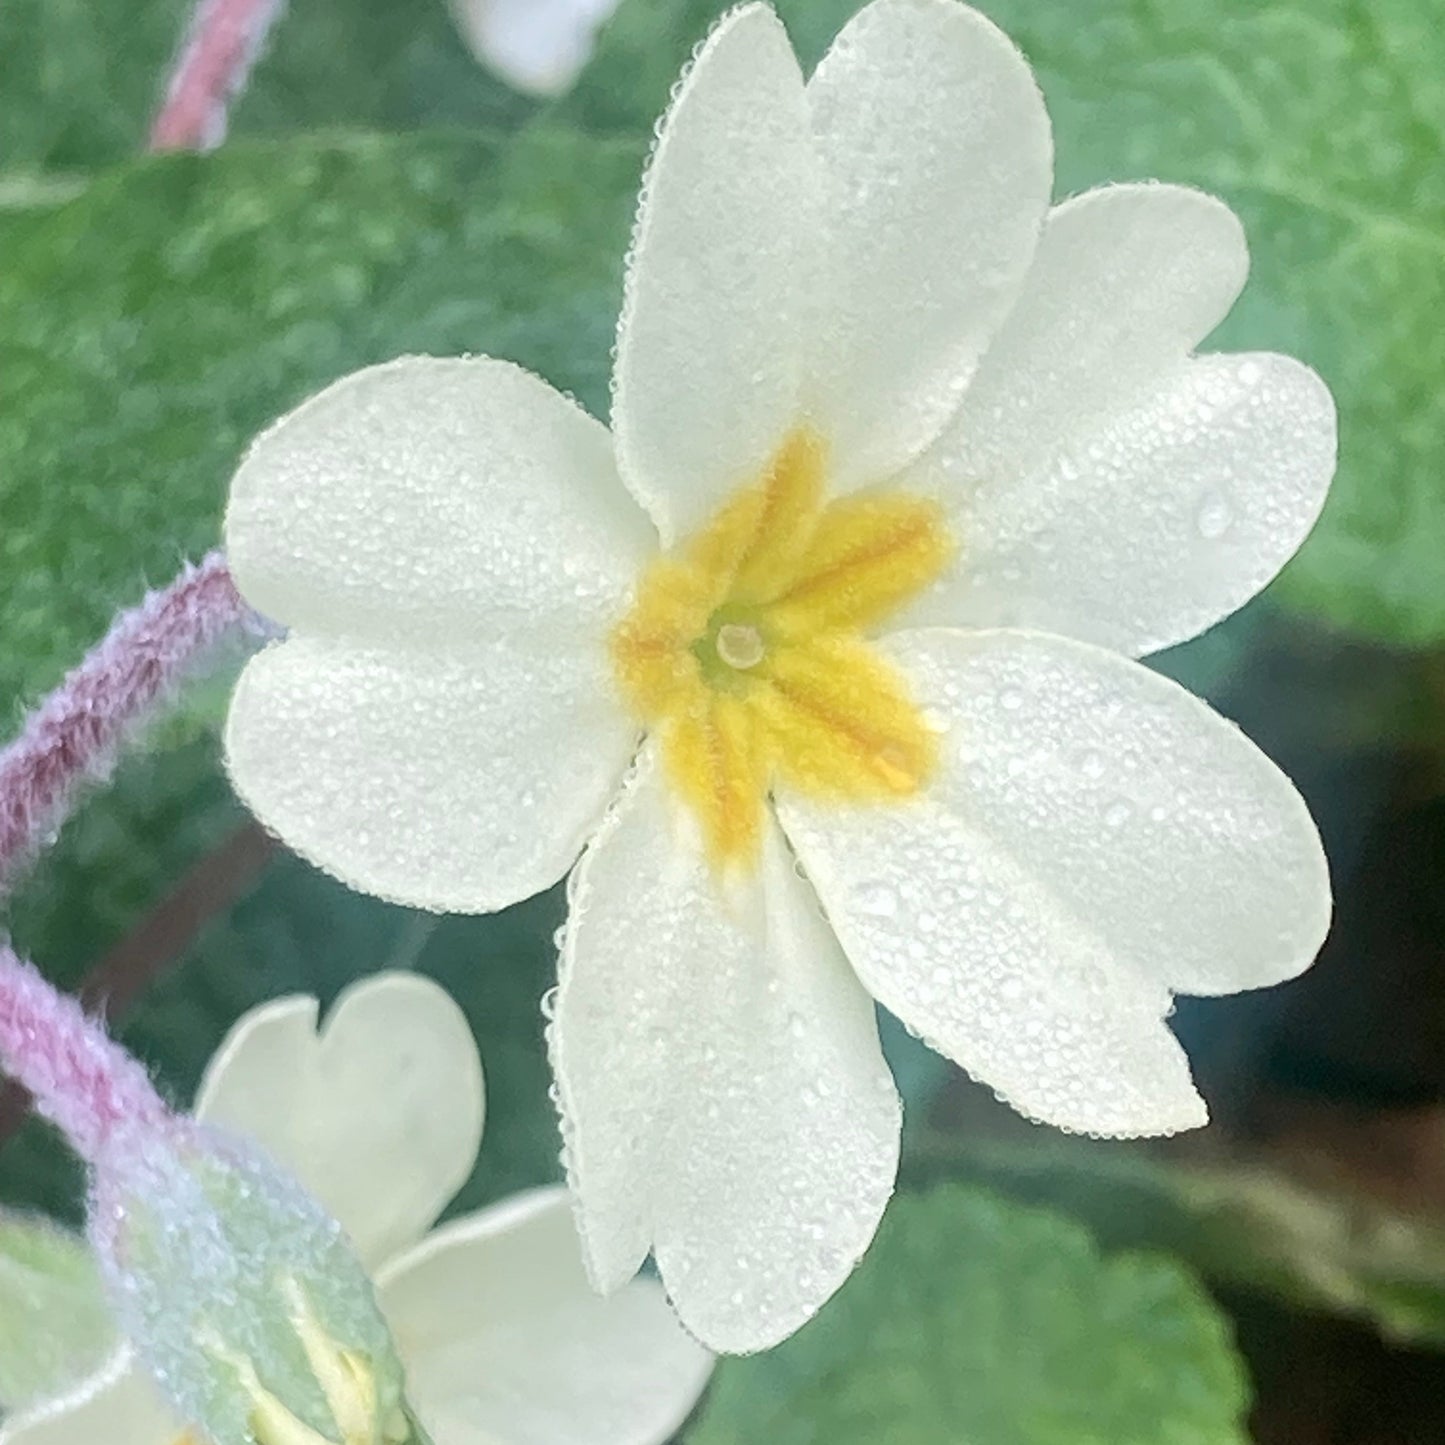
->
<box><xmin>0</xmin><ymin>552</ymin><xmax>267</xmax><ymax>893</ymax></box>
<box><xmin>149</xmin><ymin>0</ymin><xmax>289</xmax><ymax>152</ymax></box>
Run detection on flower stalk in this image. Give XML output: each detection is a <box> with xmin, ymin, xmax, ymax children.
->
<box><xmin>149</xmin><ymin>0</ymin><xmax>289</xmax><ymax>152</ymax></box>
<box><xmin>0</xmin><ymin>552</ymin><xmax>265</xmax><ymax>892</ymax></box>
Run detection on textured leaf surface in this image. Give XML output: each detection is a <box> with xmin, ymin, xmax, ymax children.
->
<box><xmin>0</xmin><ymin>1212</ymin><xmax>115</xmax><ymax>1411</ymax></box>
<box><xmin>687</xmin><ymin>1185</ymin><xmax>1249</xmax><ymax>1444</ymax></box>
<box><xmin>0</xmin><ymin>129</ymin><xmax>640</xmax><ymax>715</ymax></box>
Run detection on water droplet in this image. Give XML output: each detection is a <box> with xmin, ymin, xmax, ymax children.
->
<box><xmin>859</xmin><ymin>882</ymin><xmax>898</xmax><ymax>918</ymax></box>
<box><xmin>1195</xmin><ymin>491</ymin><xmax>1233</xmax><ymax>540</ymax></box>
<box><xmin>1103</xmin><ymin>799</ymin><xmax>1132</xmax><ymax>828</ymax></box>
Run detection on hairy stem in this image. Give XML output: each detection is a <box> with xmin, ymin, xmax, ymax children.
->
<box><xmin>0</xmin><ymin>553</ymin><xmax>266</xmax><ymax>892</ymax></box>
<box><xmin>0</xmin><ymin>946</ymin><xmax>170</xmax><ymax>1162</ymax></box>
<box><xmin>149</xmin><ymin>0</ymin><xmax>289</xmax><ymax>152</ymax></box>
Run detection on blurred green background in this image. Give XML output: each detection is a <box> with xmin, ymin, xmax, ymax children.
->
<box><xmin>1</xmin><ymin>1</ymin><xmax>1443</xmax><ymax>1440</ymax></box>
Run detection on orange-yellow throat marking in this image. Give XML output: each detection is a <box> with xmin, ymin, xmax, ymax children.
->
<box><xmin>611</xmin><ymin>430</ymin><xmax>953</xmax><ymax>869</ymax></box>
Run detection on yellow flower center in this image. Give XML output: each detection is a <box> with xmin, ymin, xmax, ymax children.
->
<box><xmin>610</xmin><ymin>429</ymin><xmax>954</xmax><ymax>868</ymax></box>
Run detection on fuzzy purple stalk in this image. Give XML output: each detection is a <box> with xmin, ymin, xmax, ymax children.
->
<box><xmin>0</xmin><ymin>552</ymin><xmax>266</xmax><ymax>891</ymax></box>
<box><xmin>0</xmin><ymin>947</ymin><xmax>170</xmax><ymax>1162</ymax></box>
<box><xmin>149</xmin><ymin>0</ymin><xmax>289</xmax><ymax>152</ymax></box>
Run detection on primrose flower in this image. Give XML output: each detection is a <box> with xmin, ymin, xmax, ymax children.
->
<box><xmin>1</xmin><ymin>973</ymin><xmax>711</xmax><ymax>1445</ymax></box>
<box><xmin>222</xmin><ymin>0</ymin><xmax>1336</xmax><ymax>1351</ymax></box>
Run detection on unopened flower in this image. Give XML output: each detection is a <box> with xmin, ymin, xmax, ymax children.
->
<box><xmin>1</xmin><ymin>972</ymin><xmax>710</xmax><ymax>1445</ymax></box>
<box><xmin>0</xmin><ymin>949</ymin><xmax>420</xmax><ymax>1445</ymax></box>
<box><xmin>222</xmin><ymin>0</ymin><xmax>1335</xmax><ymax>1351</ymax></box>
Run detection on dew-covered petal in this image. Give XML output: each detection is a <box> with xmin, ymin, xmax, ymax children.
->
<box><xmin>226</xmin><ymin>356</ymin><xmax>655</xmax><ymax>645</ymax></box>
<box><xmin>551</xmin><ymin>748</ymin><xmax>900</xmax><ymax>1353</ymax></box>
<box><xmin>0</xmin><ymin>1354</ymin><xmax>182</xmax><ymax>1445</ymax></box>
<box><xmin>904</xmin><ymin>185</ymin><xmax>1336</xmax><ymax>655</ymax></box>
<box><xmin>777</xmin><ymin>628</ymin><xmax>1330</xmax><ymax>1136</ymax></box>
<box><xmin>226</xmin><ymin>633</ymin><xmax>636</xmax><ymax>913</ymax></box>
<box><xmin>195</xmin><ymin>973</ymin><xmax>484</xmax><ymax>1271</ymax></box>
<box><xmin>612</xmin><ymin>5</ymin><xmax>816</xmax><ymax>544</ymax></box>
<box><xmin>804</xmin><ymin>0</ymin><xmax>1052</xmax><ymax>492</ymax></box>
<box><xmin>377</xmin><ymin>1188</ymin><xmax>712</xmax><ymax>1445</ymax></box>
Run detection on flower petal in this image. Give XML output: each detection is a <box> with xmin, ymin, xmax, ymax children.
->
<box><xmin>194</xmin><ymin>972</ymin><xmax>483</xmax><ymax>1271</ymax></box>
<box><xmin>612</xmin><ymin>5</ymin><xmax>816</xmax><ymax>544</ymax></box>
<box><xmin>226</xmin><ymin>632</ymin><xmax>636</xmax><ymax>912</ymax></box>
<box><xmin>551</xmin><ymin>748</ymin><xmax>900</xmax><ymax>1353</ymax></box>
<box><xmin>376</xmin><ymin>1188</ymin><xmax>712</xmax><ymax>1445</ymax></box>
<box><xmin>0</xmin><ymin>1354</ymin><xmax>181</xmax><ymax>1445</ymax></box>
<box><xmin>777</xmin><ymin>628</ymin><xmax>1331</xmax><ymax>1136</ymax></box>
<box><xmin>904</xmin><ymin>184</ymin><xmax>1336</xmax><ymax>654</ymax></box>
<box><xmin>226</xmin><ymin>356</ymin><xmax>654</xmax><ymax>644</ymax></box>
<box><xmin>804</xmin><ymin>0</ymin><xmax>1052</xmax><ymax>491</ymax></box>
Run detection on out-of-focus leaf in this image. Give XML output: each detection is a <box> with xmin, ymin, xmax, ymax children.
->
<box><xmin>565</xmin><ymin>0</ymin><xmax>1445</xmax><ymax>645</ymax></box>
<box><xmin>913</xmin><ymin>1129</ymin><xmax>1445</xmax><ymax>1353</ymax></box>
<box><xmin>0</xmin><ymin>127</ymin><xmax>640</xmax><ymax>716</ymax></box>
<box><xmin>0</xmin><ymin>1212</ymin><xmax>115</xmax><ymax>1411</ymax></box>
<box><xmin>0</xmin><ymin>0</ymin><xmax>534</xmax><ymax>174</ymax></box>
<box><xmin>687</xmin><ymin>1185</ymin><xmax>1249</xmax><ymax>1444</ymax></box>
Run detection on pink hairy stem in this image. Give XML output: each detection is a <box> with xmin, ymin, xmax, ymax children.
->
<box><xmin>149</xmin><ymin>0</ymin><xmax>288</xmax><ymax>152</ymax></box>
<box><xmin>0</xmin><ymin>552</ymin><xmax>267</xmax><ymax>893</ymax></box>
<box><xmin>0</xmin><ymin>946</ymin><xmax>170</xmax><ymax>1163</ymax></box>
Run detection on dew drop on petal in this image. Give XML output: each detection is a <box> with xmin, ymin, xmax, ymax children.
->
<box><xmin>1194</xmin><ymin>490</ymin><xmax>1233</xmax><ymax>540</ymax></box>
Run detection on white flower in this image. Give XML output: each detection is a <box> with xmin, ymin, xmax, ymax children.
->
<box><xmin>446</xmin><ymin>0</ymin><xmax>620</xmax><ymax>96</ymax></box>
<box><xmin>220</xmin><ymin>0</ymin><xmax>1336</xmax><ymax>1353</ymax></box>
<box><xmin>0</xmin><ymin>973</ymin><xmax>711</xmax><ymax>1445</ymax></box>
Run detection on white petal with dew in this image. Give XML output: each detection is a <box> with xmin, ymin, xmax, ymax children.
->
<box><xmin>447</xmin><ymin>0</ymin><xmax>620</xmax><ymax>97</ymax></box>
<box><xmin>195</xmin><ymin>972</ymin><xmax>484</xmax><ymax>1271</ymax></box>
<box><xmin>0</xmin><ymin>1351</ymin><xmax>182</xmax><ymax>1445</ymax></box>
<box><xmin>805</xmin><ymin>0</ymin><xmax>1052</xmax><ymax>491</ymax></box>
<box><xmin>226</xmin><ymin>633</ymin><xmax>637</xmax><ymax>913</ymax></box>
<box><xmin>780</xmin><ymin>628</ymin><xmax>1330</xmax><ymax>1136</ymax></box>
<box><xmin>226</xmin><ymin>356</ymin><xmax>654</xmax><ymax>647</ymax></box>
<box><xmin>377</xmin><ymin>1187</ymin><xmax>712</xmax><ymax>1445</ymax></box>
<box><xmin>904</xmin><ymin>184</ymin><xmax>1336</xmax><ymax>655</ymax></box>
<box><xmin>612</xmin><ymin>5</ymin><xmax>816</xmax><ymax>543</ymax></box>
<box><xmin>551</xmin><ymin>749</ymin><xmax>900</xmax><ymax>1353</ymax></box>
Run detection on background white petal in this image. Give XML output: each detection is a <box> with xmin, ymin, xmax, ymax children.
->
<box><xmin>551</xmin><ymin>750</ymin><xmax>900</xmax><ymax>1353</ymax></box>
<box><xmin>0</xmin><ymin>1352</ymin><xmax>180</xmax><ymax>1445</ymax></box>
<box><xmin>377</xmin><ymin>1188</ymin><xmax>712</xmax><ymax>1445</ymax></box>
<box><xmin>195</xmin><ymin>972</ymin><xmax>484</xmax><ymax>1271</ymax></box>
<box><xmin>226</xmin><ymin>632</ymin><xmax>637</xmax><ymax>913</ymax></box>
<box><xmin>226</xmin><ymin>356</ymin><xmax>654</xmax><ymax>645</ymax></box>
<box><xmin>447</xmin><ymin>0</ymin><xmax>620</xmax><ymax>97</ymax></box>
<box><xmin>612</xmin><ymin>5</ymin><xmax>816</xmax><ymax>544</ymax></box>
<box><xmin>778</xmin><ymin>628</ymin><xmax>1330</xmax><ymax>1136</ymax></box>
<box><xmin>903</xmin><ymin>185</ymin><xmax>1337</xmax><ymax>654</ymax></box>
<box><xmin>805</xmin><ymin>0</ymin><xmax>1052</xmax><ymax>492</ymax></box>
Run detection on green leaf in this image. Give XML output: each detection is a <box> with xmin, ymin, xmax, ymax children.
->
<box><xmin>0</xmin><ymin>127</ymin><xmax>641</xmax><ymax>716</ymax></box>
<box><xmin>565</xmin><ymin>0</ymin><xmax>1445</xmax><ymax>645</ymax></box>
<box><xmin>688</xmin><ymin>1185</ymin><xmax>1249</xmax><ymax>1445</ymax></box>
<box><xmin>0</xmin><ymin>0</ymin><xmax>534</xmax><ymax>174</ymax></box>
<box><xmin>0</xmin><ymin>1212</ymin><xmax>115</xmax><ymax>1411</ymax></box>
<box><xmin>915</xmin><ymin>1130</ymin><xmax>1445</xmax><ymax>1353</ymax></box>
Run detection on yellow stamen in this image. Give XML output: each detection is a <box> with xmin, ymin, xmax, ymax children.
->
<box><xmin>611</xmin><ymin>428</ymin><xmax>953</xmax><ymax>869</ymax></box>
